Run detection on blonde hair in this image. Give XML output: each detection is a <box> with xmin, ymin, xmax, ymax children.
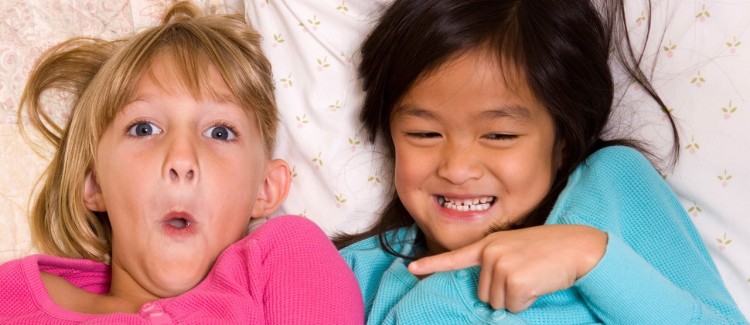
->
<box><xmin>18</xmin><ymin>1</ymin><xmax>277</xmax><ymax>262</ymax></box>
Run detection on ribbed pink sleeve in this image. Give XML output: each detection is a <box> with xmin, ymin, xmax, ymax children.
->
<box><xmin>253</xmin><ymin>215</ymin><xmax>364</xmax><ymax>324</ymax></box>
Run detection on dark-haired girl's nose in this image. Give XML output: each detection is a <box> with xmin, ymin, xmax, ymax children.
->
<box><xmin>436</xmin><ymin>141</ymin><xmax>483</xmax><ymax>184</ymax></box>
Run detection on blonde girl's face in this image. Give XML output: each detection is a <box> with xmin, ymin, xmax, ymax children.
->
<box><xmin>90</xmin><ymin>54</ymin><xmax>273</xmax><ymax>299</ymax></box>
<box><xmin>390</xmin><ymin>50</ymin><xmax>559</xmax><ymax>255</ymax></box>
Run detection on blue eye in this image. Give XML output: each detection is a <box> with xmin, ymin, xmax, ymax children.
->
<box><xmin>204</xmin><ymin>125</ymin><xmax>237</xmax><ymax>140</ymax></box>
<box><xmin>127</xmin><ymin>121</ymin><xmax>162</xmax><ymax>137</ymax></box>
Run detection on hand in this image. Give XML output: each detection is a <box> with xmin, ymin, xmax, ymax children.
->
<box><xmin>407</xmin><ymin>224</ymin><xmax>607</xmax><ymax>313</ymax></box>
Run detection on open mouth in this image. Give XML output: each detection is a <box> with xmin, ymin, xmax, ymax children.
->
<box><xmin>162</xmin><ymin>211</ymin><xmax>196</xmax><ymax>236</ymax></box>
<box><xmin>437</xmin><ymin>195</ymin><xmax>496</xmax><ymax>212</ymax></box>
<box><xmin>166</xmin><ymin>217</ymin><xmax>190</xmax><ymax>229</ymax></box>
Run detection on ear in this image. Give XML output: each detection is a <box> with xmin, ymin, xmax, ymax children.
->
<box><xmin>83</xmin><ymin>170</ymin><xmax>107</xmax><ymax>212</ymax></box>
<box><xmin>251</xmin><ymin>159</ymin><xmax>290</xmax><ymax>218</ymax></box>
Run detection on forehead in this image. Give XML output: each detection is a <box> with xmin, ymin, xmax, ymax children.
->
<box><xmin>394</xmin><ymin>50</ymin><xmax>546</xmax><ymax>123</ymax></box>
<box><xmin>130</xmin><ymin>52</ymin><xmax>238</xmax><ymax>104</ymax></box>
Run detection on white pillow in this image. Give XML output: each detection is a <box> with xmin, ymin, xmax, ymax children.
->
<box><xmin>618</xmin><ymin>1</ymin><xmax>750</xmax><ymax>314</ymax></box>
<box><xmin>245</xmin><ymin>0</ymin><xmax>389</xmax><ymax>235</ymax></box>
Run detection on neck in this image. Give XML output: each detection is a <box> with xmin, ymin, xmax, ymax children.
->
<box><xmin>41</xmin><ymin>271</ymin><xmax>148</xmax><ymax>314</ymax></box>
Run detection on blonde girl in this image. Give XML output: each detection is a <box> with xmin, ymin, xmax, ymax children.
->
<box><xmin>0</xmin><ymin>2</ymin><xmax>363</xmax><ymax>323</ymax></box>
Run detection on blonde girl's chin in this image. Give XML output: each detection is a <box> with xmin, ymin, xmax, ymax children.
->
<box><xmin>140</xmin><ymin>259</ymin><xmax>212</xmax><ymax>297</ymax></box>
<box><xmin>146</xmin><ymin>272</ymin><xmax>206</xmax><ymax>298</ymax></box>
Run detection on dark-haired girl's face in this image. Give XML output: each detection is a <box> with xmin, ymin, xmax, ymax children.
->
<box><xmin>390</xmin><ymin>50</ymin><xmax>560</xmax><ymax>254</ymax></box>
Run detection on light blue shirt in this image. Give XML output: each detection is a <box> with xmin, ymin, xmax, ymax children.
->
<box><xmin>340</xmin><ymin>146</ymin><xmax>746</xmax><ymax>324</ymax></box>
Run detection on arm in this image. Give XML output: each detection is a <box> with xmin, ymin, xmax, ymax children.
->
<box><xmin>557</xmin><ymin>147</ymin><xmax>745</xmax><ymax>323</ymax></box>
<box><xmin>575</xmin><ymin>233</ymin><xmax>741</xmax><ymax>323</ymax></box>
<box><xmin>258</xmin><ymin>216</ymin><xmax>364</xmax><ymax>324</ymax></box>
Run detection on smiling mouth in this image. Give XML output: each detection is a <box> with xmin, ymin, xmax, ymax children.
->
<box><xmin>437</xmin><ymin>196</ymin><xmax>496</xmax><ymax>212</ymax></box>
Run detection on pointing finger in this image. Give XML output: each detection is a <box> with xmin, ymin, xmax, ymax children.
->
<box><xmin>408</xmin><ymin>240</ymin><xmax>484</xmax><ymax>275</ymax></box>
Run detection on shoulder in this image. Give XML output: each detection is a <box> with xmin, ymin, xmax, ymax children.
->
<box><xmin>338</xmin><ymin>226</ymin><xmax>416</xmax><ymax>282</ymax></box>
<box><xmin>339</xmin><ymin>226</ymin><xmax>413</xmax><ymax>261</ymax></box>
<box><xmin>0</xmin><ymin>255</ymin><xmax>29</xmax><ymax>270</ymax></box>
<box><xmin>339</xmin><ymin>233</ymin><xmax>386</xmax><ymax>273</ymax></box>
<box><xmin>239</xmin><ymin>215</ymin><xmax>342</xmax><ymax>264</ymax></box>
<box><xmin>254</xmin><ymin>214</ymin><xmax>324</xmax><ymax>236</ymax></box>
<box><xmin>0</xmin><ymin>255</ymin><xmax>35</xmax><ymax>286</ymax></box>
<box><xmin>579</xmin><ymin>146</ymin><xmax>654</xmax><ymax>175</ymax></box>
<box><xmin>0</xmin><ymin>254</ymin><xmax>108</xmax><ymax>316</ymax></box>
<box><xmin>565</xmin><ymin>145</ymin><xmax>662</xmax><ymax>192</ymax></box>
<box><xmin>339</xmin><ymin>232</ymin><xmax>383</xmax><ymax>256</ymax></box>
<box><xmin>220</xmin><ymin>216</ymin><xmax>351</xmax><ymax>283</ymax></box>
<box><xmin>243</xmin><ymin>215</ymin><xmax>328</xmax><ymax>248</ymax></box>
<box><xmin>549</xmin><ymin>145</ymin><xmax>679</xmax><ymax>225</ymax></box>
<box><xmin>241</xmin><ymin>219</ymin><xmax>365</xmax><ymax>323</ymax></box>
<box><xmin>0</xmin><ymin>256</ymin><xmax>39</xmax><ymax>317</ymax></box>
<box><xmin>218</xmin><ymin>215</ymin><xmax>356</xmax><ymax>289</ymax></box>
<box><xmin>0</xmin><ymin>254</ymin><xmax>90</xmax><ymax>286</ymax></box>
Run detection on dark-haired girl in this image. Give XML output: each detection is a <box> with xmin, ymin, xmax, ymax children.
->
<box><xmin>336</xmin><ymin>0</ymin><xmax>745</xmax><ymax>323</ymax></box>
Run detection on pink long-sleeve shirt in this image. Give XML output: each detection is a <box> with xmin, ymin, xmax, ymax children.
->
<box><xmin>0</xmin><ymin>215</ymin><xmax>364</xmax><ymax>324</ymax></box>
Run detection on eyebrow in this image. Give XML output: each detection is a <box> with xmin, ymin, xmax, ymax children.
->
<box><xmin>121</xmin><ymin>97</ymin><xmax>147</xmax><ymax>112</ymax></box>
<box><xmin>396</xmin><ymin>104</ymin><xmax>532</xmax><ymax>122</ymax></box>
<box><xmin>480</xmin><ymin>105</ymin><xmax>531</xmax><ymax>121</ymax></box>
<box><xmin>396</xmin><ymin>107</ymin><xmax>435</xmax><ymax>119</ymax></box>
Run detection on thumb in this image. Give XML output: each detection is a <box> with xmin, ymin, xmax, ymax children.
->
<box><xmin>408</xmin><ymin>241</ymin><xmax>483</xmax><ymax>275</ymax></box>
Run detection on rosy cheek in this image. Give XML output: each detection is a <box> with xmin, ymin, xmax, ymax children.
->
<box><xmin>393</xmin><ymin>163</ymin><xmax>411</xmax><ymax>192</ymax></box>
<box><xmin>500</xmin><ymin>157</ymin><xmax>554</xmax><ymax>203</ymax></box>
<box><xmin>393</xmin><ymin>153</ymin><xmax>424</xmax><ymax>196</ymax></box>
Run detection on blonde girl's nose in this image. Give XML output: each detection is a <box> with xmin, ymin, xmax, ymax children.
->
<box><xmin>163</xmin><ymin>135</ymin><xmax>199</xmax><ymax>184</ymax></box>
<box><xmin>169</xmin><ymin>168</ymin><xmax>194</xmax><ymax>182</ymax></box>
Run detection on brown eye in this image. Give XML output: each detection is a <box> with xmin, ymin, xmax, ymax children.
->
<box><xmin>483</xmin><ymin>134</ymin><xmax>517</xmax><ymax>140</ymax></box>
<box><xmin>406</xmin><ymin>132</ymin><xmax>441</xmax><ymax>139</ymax></box>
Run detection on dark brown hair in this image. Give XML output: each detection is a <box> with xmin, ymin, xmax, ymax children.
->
<box><xmin>334</xmin><ymin>0</ymin><xmax>678</xmax><ymax>255</ymax></box>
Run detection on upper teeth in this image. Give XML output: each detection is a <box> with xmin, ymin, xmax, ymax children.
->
<box><xmin>167</xmin><ymin>218</ymin><xmax>189</xmax><ymax>229</ymax></box>
<box><xmin>439</xmin><ymin>196</ymin><xmax>495</xmax><ymax>211</ymax></box>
